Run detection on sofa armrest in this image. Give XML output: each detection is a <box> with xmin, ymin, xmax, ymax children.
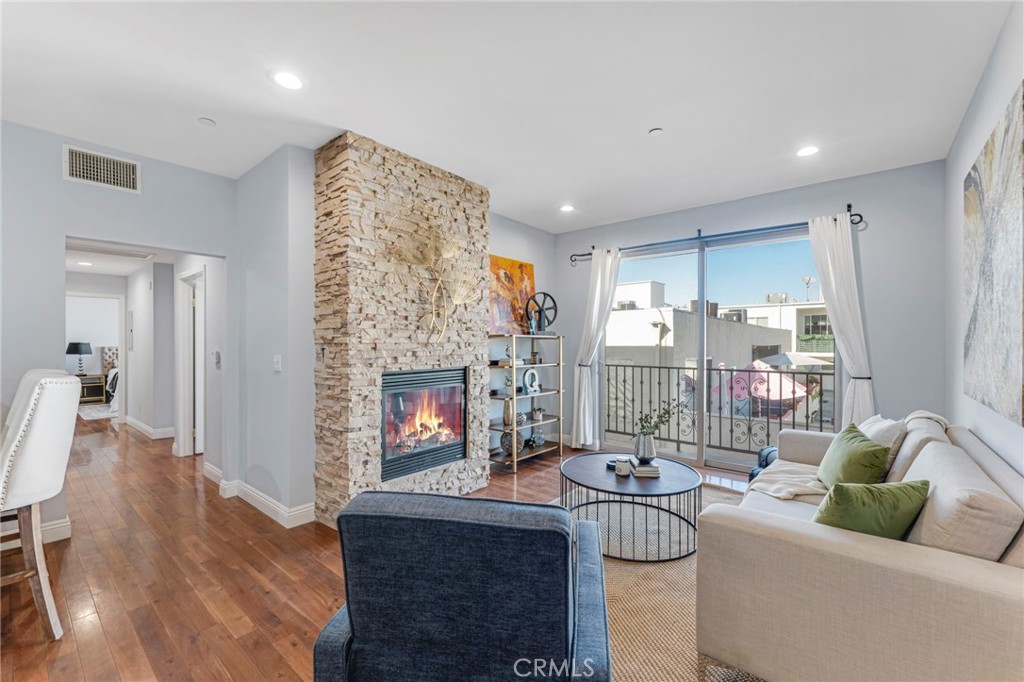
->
<box><xmin>314</xmin><ymin>605</ymin><xmax>352</xmax><ymax>682</ymax></box>
<box><xmin>573</xmin><ymin>520</ymin><xmax>612</xmax><ymax>682</ymax></box>
<box><xmin>696</xmin><ymin>504</ymin><xmax>1024</xmax><ymax>682</ymax></box>
<box><xmin>775</xmin><ymin>429</ymin><xmax>835</xmax><ymax>466</ymax></box>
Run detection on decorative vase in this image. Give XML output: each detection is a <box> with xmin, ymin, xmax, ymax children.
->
<box><xmin>634</xmin><ymin>434</ymin><xmax>657</xmax><ymax>465</ymax></box>
<box><xmin>503</xmin><ymin>399</ymin><xmax>515</xmax><ymax>425</ymax></box>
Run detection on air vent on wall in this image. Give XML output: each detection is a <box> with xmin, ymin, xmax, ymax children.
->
<box><xmin>63</xmin><ymin>145</ymin><xmax>140</xmax><ymax>193</ymax></box>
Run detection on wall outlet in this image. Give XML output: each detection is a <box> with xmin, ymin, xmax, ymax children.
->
<box><xmin>273</xmin><ymin>355</ymin><xmax>282</xmax><ymax>373</ymax></box>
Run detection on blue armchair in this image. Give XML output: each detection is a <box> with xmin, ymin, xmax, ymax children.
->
<box><xmin>314</xmin><ymin>491</ymin><xmax>612</xmax><ymax>681</ymax></box>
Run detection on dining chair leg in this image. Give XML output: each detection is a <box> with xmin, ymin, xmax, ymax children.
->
<box><xmin>17</xmin><ymin>503</ymin><xmax>63</xmax><ymax>639</ymax></box>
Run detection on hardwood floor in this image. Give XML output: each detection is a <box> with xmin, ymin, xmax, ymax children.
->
<box><xmin>1</xmin><ymin>419</ymin><xmax>746</xmax><ymax>680</ymax></box>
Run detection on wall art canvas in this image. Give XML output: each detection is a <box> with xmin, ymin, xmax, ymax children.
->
<box><xmin>963</xmin><ymin>81</ymin><xmax>1023</xmax><ymax>425</ymax></box>
<box><xmin>489</xmin><ymin>254</ymin><xmax>535</xmax><ymax>335</ymax></box>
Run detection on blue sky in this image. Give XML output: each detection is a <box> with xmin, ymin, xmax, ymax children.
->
<box><xmin>617</xmin><ymin>239</ymin><xmax>820</xmax><ymax>307</ymax></box>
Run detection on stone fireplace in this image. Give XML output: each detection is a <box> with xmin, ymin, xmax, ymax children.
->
<box><xmin>313</xmin><ymin>132</ymin><xmax>490</xmax><ymax>524</ymax></box>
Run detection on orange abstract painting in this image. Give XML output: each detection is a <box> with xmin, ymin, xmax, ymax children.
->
<box><xmin>489</xmin><ymin>255</ymin><xmax>535</xmax><ymax>334</ymax></box>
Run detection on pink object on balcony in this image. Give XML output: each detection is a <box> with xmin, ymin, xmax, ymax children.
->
<box><xmin>730</xmin><ymin>360</ymin><xmax>808</xmax><ymax>400</ymax></box>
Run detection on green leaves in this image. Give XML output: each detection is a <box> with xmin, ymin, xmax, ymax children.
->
<box><xmin>636</xmin><ymin>398</ymin><xmax>681</xmax><ymax>435</ymax></box>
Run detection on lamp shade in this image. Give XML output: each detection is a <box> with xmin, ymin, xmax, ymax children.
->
<box><xmin>65</xmin><ymin>342</ymin><xmax>92</xmax><ymax>355</ymax></box>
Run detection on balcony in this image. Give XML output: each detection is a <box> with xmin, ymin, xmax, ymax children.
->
<box><xmin>797</xmin><ymin>334</ymin><xmax>835</xmax><ymax>353</ymax></box>
<box><xmin>604</xmin><ymin>363</ymin><xmax>835</xmax><ymax>466</ymax></box>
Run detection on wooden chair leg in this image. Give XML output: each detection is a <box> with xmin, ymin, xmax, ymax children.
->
<box><xmin>17</xmin><ymin>503</ymin><xmax>63</xmax><ymax>639</ymax></box>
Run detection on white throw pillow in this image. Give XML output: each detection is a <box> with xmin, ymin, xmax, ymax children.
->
<box><xmin>859</xmin><ymin>414</ymin><xmax>908</xmax><ymax>471</ymax></box>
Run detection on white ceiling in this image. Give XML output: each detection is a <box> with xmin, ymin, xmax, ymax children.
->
<box><xmin>2</xmin><ymin>2</ymin><xmax>1011</xmax><ymax>233</ymax></box>
<box><xmin>66</xmin><ymin>240</ymin><xmax>177</xmax><ymax>277</ymax></box>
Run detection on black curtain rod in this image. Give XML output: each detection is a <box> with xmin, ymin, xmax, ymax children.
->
<box><xmin>568</xmin><ymin>204</ymin><xmax>865</xmax><ymax>267</ymax></box>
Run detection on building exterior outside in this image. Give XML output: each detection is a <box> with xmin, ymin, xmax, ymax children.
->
<box><xmin>604</xmin><ymin>281</ymin><xmax>835</xmax><ymax>466</ymax></box>
<box><xmin>717</xmin><ymin>297</ymin><xmax>835</xmax><ymax>361</ymax></box>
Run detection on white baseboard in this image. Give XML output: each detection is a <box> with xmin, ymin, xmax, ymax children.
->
<box><xmin>125</xmin><ymin>416</ymin><xmax>175</xmax><ymax>440</ymax></box>
<box><xmin>0</xmin><ymin>516</ymin><xmax>72</xmax><ymax>551</ymax></box>
<box><xmin>219</xmin><ymin>478</ymin><xmax>241</xmax><ymax>498</ymax></box>
<box><xmin>217</xmin><ymin>479</ymin><xmax>314</xmax><ymax>529</ymax></box>
<box><xmin>203</xmin><ymin>463</ymin><xmax>222</xmax><ymax>484</ymax></box>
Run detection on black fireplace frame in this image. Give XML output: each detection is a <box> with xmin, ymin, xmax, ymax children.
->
<box><xmin>380</xmin><ymin>367</ymin><xmax>468</xmax><ymax>482</ymax></box>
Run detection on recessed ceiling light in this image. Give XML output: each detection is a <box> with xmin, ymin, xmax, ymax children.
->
<box><xmin>648</xmin><ymin>128</ymin><xmax>664</xmax><ymax>137</ymax></box>
<box><xmin>197</xmin><ymin>117</ymin><xmax>217</xmax><ymax>127</ymax></box>
<box><xmin>270</xmin><ymin>70</ymin><xmax>303</xmax><ymax>90</ymax></box>
<box><xmin>797</xmin><ymin>145</ymin><xmax>819</xmax><ymax>157</ymax></box>
<box><xmin>77</xmin><ymin>261</ymin><xmax>93</xmax><ymax>267</ymax></box>
<box><xmin>560</xmin><ymin>205</ymin><xmax>575</xmax><ymax>213</ymax></box>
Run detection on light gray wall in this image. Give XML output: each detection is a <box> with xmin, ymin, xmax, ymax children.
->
<box><xmin>555</xmin><ymin>161</ymin><xmax>947</xmax><ymax>434</ymax></box>
<box><xmin>126</xmin><ymin>263</ymin><xmax>154</xmax><ymax>427</ymax></box>
<box><xmin>152</xmin><ymin>263</ymin><xmax>175</xmax><ymax>429</ymax></box>
<box><xmin>1</xmin><ymin>122</ymin><xmax>235</xmax><ymax>522</ymax></box>
<box><xmin>944</xmin><ymin>3</ymin><xmax>1024</xmax><ymax>472</ymax></box>
<box><xmin>286</xmin><ymin>147</ymin><xmax>316</xmax><ymax>507</ymax></box>
<box><xmin>235</xmin><ymin>145</ymin><xmax>316</xmax><ymax>509</ymax></box>
<box><xmin>65</xmin><ymin>271</ymin><xmax>127</xmax><ymax>296</ymax></box>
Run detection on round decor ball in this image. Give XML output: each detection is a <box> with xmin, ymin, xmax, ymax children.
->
<box><xmin>500</xmin><ymin>430</ymin><xmax>525</xmax><ymax>455</ymax></box>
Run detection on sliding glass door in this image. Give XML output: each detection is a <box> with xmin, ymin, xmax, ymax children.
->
<box><xmin>602</xmin><ymin>234</ymin><xmax>835</xmax><ymax>471</ymax></box>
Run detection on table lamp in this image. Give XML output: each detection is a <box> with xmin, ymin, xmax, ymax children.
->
<box><xmin>65</xmin><ymin>342</ymin><xmax>92</xmax><ymax>376</ymax></box>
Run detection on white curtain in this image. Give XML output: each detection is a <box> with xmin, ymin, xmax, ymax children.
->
<box><xmin>571</xmin><ymin>248</ymin><xmax>621</xmax><ymax>449</ymax></box>
<box><xmin>809</xmin><ymin>212</ymin><xmax>875</xmax><ymax>424</ymax></box>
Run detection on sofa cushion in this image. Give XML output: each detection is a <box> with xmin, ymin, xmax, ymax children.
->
<box><xmin>859</xmin><ymin>414</ymin><xmax>908</xmax><ymax>470</ymax></box>
<box><xmin>818</xmin><ymin>423</ymin><xmax>890</xmax><ymax>487</ymax></box>
<box><xmin>885</xmin><ymin>416</ymin><xmax>949</xmax><ymax>482</ymax></box>
<box><xmin>944</xmin><ymin>426</ymin><xmax>1024</xmax><ymax>568</ymax></box>
<box><xmin>740</xmin><ymin>490</ymin><xmax>821</xmax><ymax>521</ymax></box>
<box><xmin>904</xmin><ymin>443</ymin><xmax>1024</xmax><ymax>561</ymax></box>
<box><xmin>812</xmin><ymin>480</ymin><xmax>930</xmax><ymax>539</ymax></box>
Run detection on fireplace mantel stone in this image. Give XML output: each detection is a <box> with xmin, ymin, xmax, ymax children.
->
<box><xmin>312</xmin><ymin>132</ymin><xmax>491</xmax><ymax>524</ymax></box>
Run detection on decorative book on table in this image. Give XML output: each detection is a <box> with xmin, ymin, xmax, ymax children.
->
<box><xmin>629</xmin><ymin>457</ymin><xmax>661</xmax><ymax>478</ymax></box>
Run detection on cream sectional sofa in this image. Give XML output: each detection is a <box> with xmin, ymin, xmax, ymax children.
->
<box><xmin>696</xmin><ymin>416</ymin><xmax>1024</xmax><ymax>682</ymax></box>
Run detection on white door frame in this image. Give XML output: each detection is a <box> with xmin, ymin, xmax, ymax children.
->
<box><xmin>174</xmin><ymin>267</ymin><xmax>206</xmax><ymax>457</ymax></box>
<box><xmin>66</xmin><ymin>291</ymin><xmax>127</xmax><ymax>426</ymax></box>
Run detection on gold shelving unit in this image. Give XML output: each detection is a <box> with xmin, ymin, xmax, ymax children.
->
<box><xmin>487</xmin><ymin>334</ymin><xmax>564</xmax><ymax>473</ymax></box>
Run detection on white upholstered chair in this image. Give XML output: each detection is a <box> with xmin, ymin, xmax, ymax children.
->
<box><xmin>0</xmin><ymin>373</ymin><xmax>81</xmax><ymax>639</ymax></box>
<box><xmin>1</xmin><ymin>369</ymin><xmax>67</xmax><ymax>443</ymax></box>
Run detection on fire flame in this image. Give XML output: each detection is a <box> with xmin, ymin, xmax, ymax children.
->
<box><xmin>408</xmin><ymin>390</ymin><xmax>446</xmax><ymax>439</ymax></box>
<box><xmin>389</xmin><ymin>389</ymin><xmax>457</xmax><ymax>454</ymax></box>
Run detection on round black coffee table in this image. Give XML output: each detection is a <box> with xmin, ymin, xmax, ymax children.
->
<box><xmin>559</xmin><ymin>453</ymin><xmax>702</xmax><ymax>562</ymax></box>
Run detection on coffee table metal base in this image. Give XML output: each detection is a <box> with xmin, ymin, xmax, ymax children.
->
<box><xmin>560</xmin><ymin>481</ymin><xmax>700</xmax><ymax>562</ymax></box>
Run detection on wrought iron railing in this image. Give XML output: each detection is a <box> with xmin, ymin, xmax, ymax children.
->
<box><xmin>604</xmin><ymin>363</ymin><xmax>834</xmax><ymax>458</ymax></box>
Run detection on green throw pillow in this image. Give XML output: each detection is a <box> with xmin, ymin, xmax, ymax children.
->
<box><xmin>813</xmin><ymin>480</ymin><xmax>930</xmax><ymax>539</ymax></box>
<box><xmin>818</xmin><ymin>423</ymin><xmax>891</xmax><ymax>487</ymax></box>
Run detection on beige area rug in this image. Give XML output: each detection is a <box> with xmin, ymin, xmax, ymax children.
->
<box><xmin>601</xmin><ymin>485</ymin><xmax>761</xmax><ymax>682</ymax></box>
<box><xmin>77</xmin><ymin>403</ymin><xmax>117</xmax><ymax>420</ymax></box>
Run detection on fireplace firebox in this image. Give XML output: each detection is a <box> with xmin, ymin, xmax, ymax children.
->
<box><xmin>381</xmin><ymin>368</ymin><xmax>467</xmax><ymax>481</ymax></box>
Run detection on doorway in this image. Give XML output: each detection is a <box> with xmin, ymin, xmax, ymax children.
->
<box><xmin>176</xmin><ymin>267</ymin><xmax>206</xmax><ymax>457</ymax></box>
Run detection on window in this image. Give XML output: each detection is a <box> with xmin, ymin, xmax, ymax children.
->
<box><xmin>752</xmin><ymin>345</ymin><xmax>781</xmax><ymax>361</ymax></box>
<box><xmin>803</xmin><ymin>314</ymin><xmax>832</xmax><ymax>335</ymax></box>
<box><xmin>750</xmin><ymin>317</ymin><xmax>768</xmax><ymax>327</ymax></box>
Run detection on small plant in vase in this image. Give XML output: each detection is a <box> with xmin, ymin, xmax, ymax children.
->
<box><xmin>634</xmin><ymin>399</ymin><xmax>680</xmax><ymax>464</ymax></box>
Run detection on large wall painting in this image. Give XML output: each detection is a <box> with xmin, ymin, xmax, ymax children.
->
<box><xmin>963</xmin><ymin>81</ymin><xmax>1023</xmax><ymax>425</ymax></box>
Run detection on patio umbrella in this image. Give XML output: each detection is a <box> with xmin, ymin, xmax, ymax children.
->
<box><xmin>730</xmin><ymin>360</ymin><xmax>808</xmax><ymax>400</ymax></box>
<box><xmin>756</xmin><ymin>351</ymin><xmax>833</xmax><ymax>367</ymax></box>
